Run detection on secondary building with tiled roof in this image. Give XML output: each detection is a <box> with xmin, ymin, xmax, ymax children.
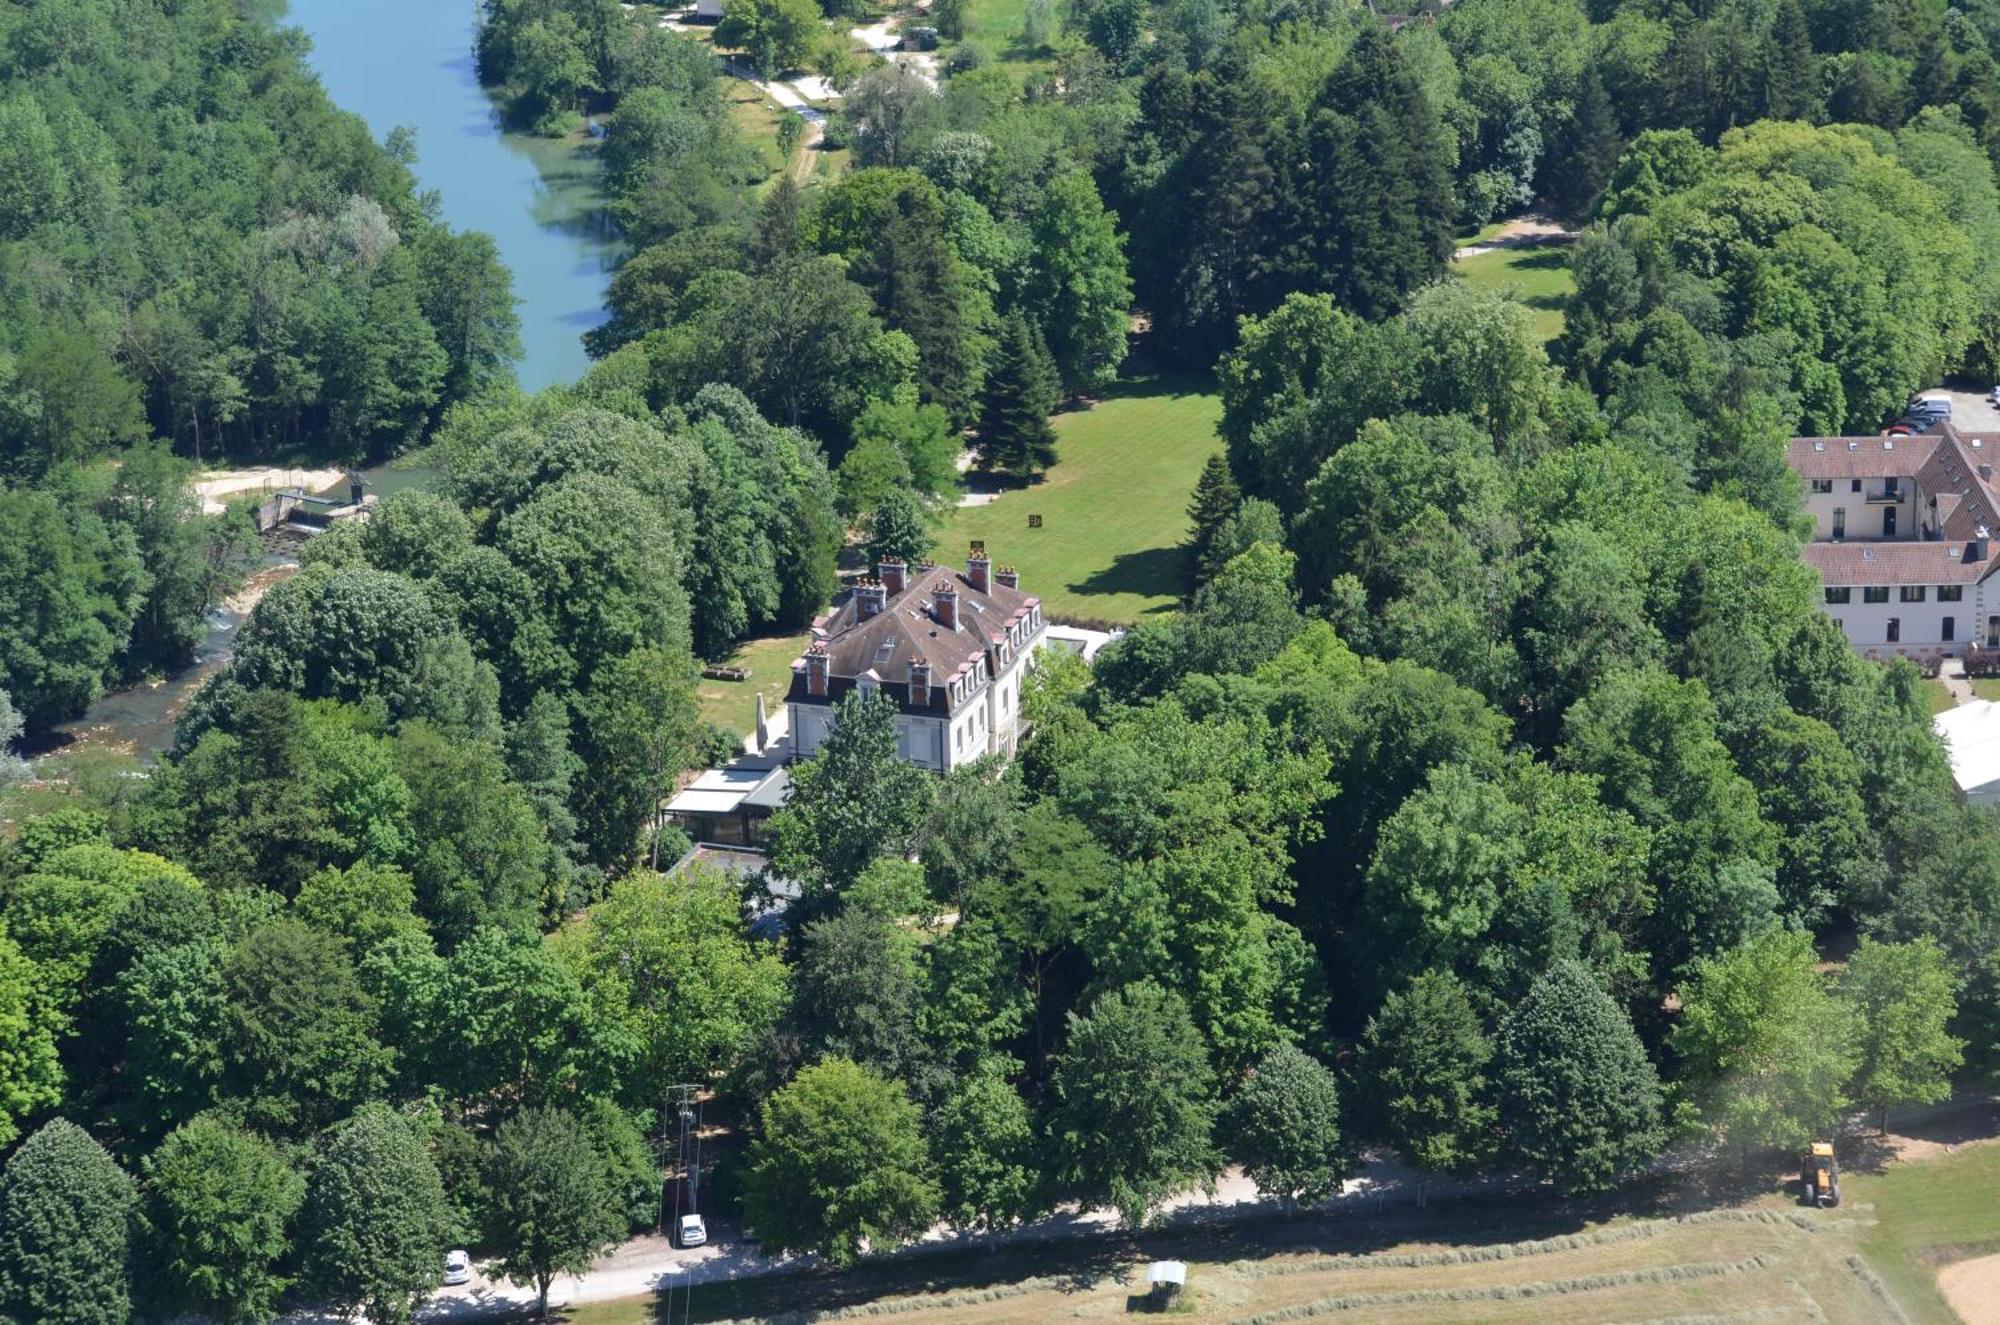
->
<box><xmin>785</xmin><ymin>546</ymin><xmax>1048</xmax><ymax>771</ymax></box>
<box><xmin>1787</xmin><ymin>427</ymin><xmax>2000</xmax><ymax>659</ymax></box>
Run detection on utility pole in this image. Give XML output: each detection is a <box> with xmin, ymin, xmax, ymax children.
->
<box><xmin>661</xmin><ymin>1083</ymin><xmax>702</xmax><ymax>1233</ymax></box>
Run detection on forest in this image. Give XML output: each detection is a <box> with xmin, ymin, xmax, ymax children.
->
<box><xmin>4</xmin><ymin>0</ymin><xmax>2000</xmax><ymax>1322</ymax></box>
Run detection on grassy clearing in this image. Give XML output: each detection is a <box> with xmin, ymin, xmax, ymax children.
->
<box><xmin>1453</xmin><ymin>244</ymin><xmax>1574</xmax><ymax>345</ymax></box>
<box><xmin>540</xmin><ymin>1139</ymin><xmax>2000</xmax><ymax>1325</ymax></box>
<box><xmin>934</xmin><ymin>377</ymin><xmax>1222</xmax><ymax>624</ymax></box>
<box><xmin>694</xmin><ymin>632</ymin><xmax>810</xmax><ymax>736</ymax></box>
<box><xmin>1853</xmin><ymin>1138</ymin><xmax>2000</xmax><ymax>1323</ymax></box>
<box><xmin>1924</xmin><ymin>678</ymin><xmax>1958</xmax><ymax>713</ymax></box>
<box><xmin>953</xmin><ymin>0</ymin><xmax>1057</xmax><ymax>71</ymax></box>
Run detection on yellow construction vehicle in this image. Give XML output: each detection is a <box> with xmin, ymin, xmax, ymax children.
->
<box><xmin>1800</xmin><ymin>1140</ymin><xmax>1840</xmax><ymax>1208</ymax></box>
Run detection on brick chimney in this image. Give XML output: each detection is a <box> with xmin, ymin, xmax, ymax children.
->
<box><xmin>909</xmin><ymin>656</ymin><xmax>931</xmax><ymax>708</ymax></box>
<box><xmin>967</xmin><ymin>543</ymin><xmax>991</xmax><ymax>594</ymax></box>
<box><xmin>856</xmin><ymin>578</ymin><xmax>886</xmax><ymax>620</ymax></box>
<box><xmin>933</xmin><ymin>581</ymin><xmax>959</xmax><ymax>631</ymax></box>
<box><xmin>879</xmin><ymin>558</ymin><xmax>907</xmax><ymax>597</ymax></box>
<box><xmin>805</xmin><ymin>642</ymin><xmax>829</xmax><ymax>697</ymax></box>
<box><xmin>995</xmin><ymin>564</ymin><xmax>1019</xmax><ymax>590</ymax></box>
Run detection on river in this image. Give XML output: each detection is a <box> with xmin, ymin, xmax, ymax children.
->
<box><xmin>34</xmin><ymin>0</ymin><xmax>601</xmax><ymax>764</ymax></box>
<box><xmin>288</xmin><ymin>0</ymin><xmax>622</xmax><ymax>392</ymax></box>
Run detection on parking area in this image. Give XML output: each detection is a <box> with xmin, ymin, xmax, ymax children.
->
<box><xmin>1919</xmin><ymin>386</ymin><xmax>2000</xmax><ymax>433</ymax></box>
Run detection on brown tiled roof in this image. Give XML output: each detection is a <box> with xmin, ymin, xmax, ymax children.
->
<box><xmin>1788</xmin><ymin>435</ymin><xmax>1940</xmax><ymax>479</ymax></box>
<box><xmin>1802</xmin><ymin>541</ymin><xmax>1995</xmax><ymax>586</ymax></box>
<box><xmin>786</xmin><ymin>564</ymin><xmax>1041</xmax><ymax>713</ymax></box>
<box><xmin>1914</xmin><ymin>430</ymin><xmax>2000</xmax><ymax>542</ymax></box>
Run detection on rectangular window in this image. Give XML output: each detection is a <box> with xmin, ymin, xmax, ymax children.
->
<box><xmin>1945</xmin><ymin>616</ymin><xmax>1957</xmax><ymax>642</ymax></box>
<box><xmin>1811</xmin><ymin>478</ymin><xmax>1833</xmax><ymax>494</ymax></box>
<box><xmin>1940</xmin><ymin>585</ymin><xmax>1964</xmax><ymax>602</ymax></box>
<box><xmin>1833</xmin><ymin>508</ymin><xmax>1847</xmax><ymax>538</ymax></box>
<box><xmin>1888</xmin><ymin>617</ymin><xmax>1902</xmax><ymax>644</ymax></box>
<box><xmin>1902</xmin><ymin>585</ymin><xmax>1928</xmax><ymax>603</ymax></box>
<box><xmin>1864</xmin><ymin>586</ymin><xmax>1890</xmax><ymax>603</ymax></box>
<box><xmin>1852</xmin><ymin>479</ymin><xmax>1863</xmax><ymax>492</ymax></box>
<box><xmin>1824</xmin><ymin>587</ymin><xmax>1852</xmax><ymax>605</ymax></box>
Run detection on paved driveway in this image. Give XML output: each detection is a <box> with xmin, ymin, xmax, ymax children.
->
<box><xmin>1927</xmin><ymin>386</ymin><xmax>2000</xmax><ymax>433</ymax></box>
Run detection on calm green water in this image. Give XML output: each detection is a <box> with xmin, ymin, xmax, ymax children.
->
<box><xmin>288</xmin><ymin>0</ymin><xmax>621</xmax><ymax>391</ymax></box>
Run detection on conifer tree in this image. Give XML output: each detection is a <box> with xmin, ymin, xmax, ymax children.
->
<box><xmin>1546</xmin><ymin>72</ymin><xmax>1623</xmax><ymax>223</ymax></box>
<box><xmin>1493</xmin><ymin>960</ymin><xmax>1664</xmax><ymax>1194</ymax></box>
<box><xmin>0</xmin><ymin>1118</ymin><xmax>136</xmax><ymax>1325</ymax></box>
<box><xmin>1184</xmin><ymin>453</ymin><xmax>1242</xmax><ymax>584</ymax></box>
<box><xmin>1763</xmin><ymin>0</ymin><xmax>1821</xmax><ymax>121</ymax></box>
<box><xmin>978</xmin><ymin>313</ymin><xmax>1060</xmax><ymax>476</ymax></box>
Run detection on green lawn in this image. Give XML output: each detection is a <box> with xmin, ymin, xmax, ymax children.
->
<box><xmin>935</xmin><ymin>378</ymin><xmax>1221</xmax><ymax>624</ymax></box>
<box><xmin>1853</xmin><ymin>1138</ymin><xmax>2000</xmax><ymax>1323</ymax></box>
<box><xmin>1924</xmin><ymin>678</ymin><xmax>1958</xmax><ymax>714</ymax></box>
<box><xmin>1453</xmin><ymin>243</ymin><xmax>1574</xmax><ymax>345</ymax></box>
<box><xmin>694</xmin><ymin>632</ymin><xmax>810</xmax><ymax>737</ymax></box>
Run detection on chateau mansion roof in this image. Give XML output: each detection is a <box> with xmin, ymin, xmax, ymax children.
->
<box><xmin>785</xmin><ymin>560</ymin><xmax>1043</xmax><ymax>712</ymax></box>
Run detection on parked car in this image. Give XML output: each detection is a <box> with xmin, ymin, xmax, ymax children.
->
<box><xmin>678</xmin><ymin>1213</ymin><xmax>708</xmax><ymax>1248</ymax></box>
<box><xmin>1887</xmin><ymin>422</ymin><xmax>1918</xmax><ymax>436</ymax></box>
<box><xmin>443</xmin><ymin>1250</ymin><xmax>472</xmax><ymax>1286</ymax></box>
<box><xmin>1989</xmin><ymin>384</ymin><xmax>2000</xmax><ymax>405</ymax></box>
<box><xmin>1910</xmin><ymin>396</ymin><xmax>1953</xmax><ymax>420</ymax></box>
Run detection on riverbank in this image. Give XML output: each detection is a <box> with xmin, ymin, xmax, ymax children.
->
<box><xmin>194</xmin><ymin>466</ymin><xmax>346</xmax><ymax>516</ymax></box>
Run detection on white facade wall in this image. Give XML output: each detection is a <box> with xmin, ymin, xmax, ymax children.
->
<box><xmin>1803</xmin><ymin>478</ymin><xmax>1918</xmax><ymax>541</ymax></box>
<box><xmin>1820</xmin><ymin>585</ymin><xmax>1968</xmax><ymax>652</ymax></box>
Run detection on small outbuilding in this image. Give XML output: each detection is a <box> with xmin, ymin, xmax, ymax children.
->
<box><xmin>1934</xmin><ymin>699</ymin><xmax>2000</xmax><ymax>805</ymax></box>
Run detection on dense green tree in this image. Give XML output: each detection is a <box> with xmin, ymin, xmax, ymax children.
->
<box><xmin>221</xmin><ymin>920</ymin><xmax>390</xmax><ymax>1135</ymax></box>
<box><xmin>1671</xmin><ymin>930</ymin><xmax>1858</xmax><ymax>1154</ymax></box>
<box><xmin>716</xmin><ymin>0</ymin><xmax>826</xmax><ymax>72</ymax></box>
<box><xmin>930</xmin><ymin>1058</ymin><xmax>1039</xmax><ymax>1239</ymax></box>
<box><xmin>574</xmin><ymin>644</ymin><xmax>699</xmax><ymax>869</ymax></box>
<box><xmin>792</xmin><ymin>906</ymin><xmax>930</xmax><ymax>1091</ymax></box>
<box><xmin>1354</xmin><ymin>971</ymin><xmax>1495</xmax><ymax>1193</ymax></box>
<box><xmin>138</xmin><ymin>1117</ymin><xmax>304</xmax><ymax>1325</ymax></box>
<box><xmin>482</xmin><ymin>1108</ymin><xmax>622</xmax><ymax>1315</ymax></box>
<box><xmin>1222</xmin><ymin>1043</ymin><xmax>1348</xmax><ymax>1209</ymax></box>
<box><xmin>1019</xmin><ymin>174</ymin><xmax>1132</xmax><ymax>390</ymax></box>
<box><xmin>550</xmin><ymin>864</ymin><xmax>788</xmax><ymax>1106</ymax></box>
<box><xmin>299</xmin><ymin>1105</ymin><xmax>453</xmax><ymax>1325</ymax></box>
<box><xmin>740</xmin><ymin>1059</ymin><xmax>939</xmax><ymax>1266</ymax></box>
<box><xmin>1493</xmin><ymin>960</ymin><xmax>1664</xmax><ymax>1193</ymax></box>
<box><xmin>0</xmin><ymin>1119</ymin><xmax>135</xmax><ymax>1325</ymax></box>
<box><xmin>1839</xmin><ymin>938</ymin><xmax>1962</xmax><ymax>1134</ymax></box>
<box><xmin>0</xmin><ymin>933</ymin><xmax>62</xmax><ymax>1148</ymax></box>
<box><xmin>769</xmin><ymin>690</ymin><xmax>935</xmax><ymax>908</ymax></box>
<box><xmin>1047</xmin><ymin>982</ymin><xmax>1221</xmax><ymax>1227</ymax></box>
<box><xmin>864</xmin><ymin>487</ymin><xmax>935</xmax><ymax>567</ymax></box>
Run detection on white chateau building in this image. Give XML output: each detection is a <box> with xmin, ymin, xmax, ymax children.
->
<box><xmin>1788</xmin><ymin>426</ymin><xmax>2000</xmax><ymax>658</ymax></box>
<box><xmin>785</xmin><ymin>547</ymin><xmax>1048</xmax><ymax>771</ymax></box>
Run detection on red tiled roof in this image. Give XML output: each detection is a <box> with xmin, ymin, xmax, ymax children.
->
<box><xmin>1787</xmin><ymin>435</ymin><xmax>1941</xmax><ymax>479</ymax></box>
<box><xmin>1801</xmin><ymin>540</ymin><xmax>1995</xmax><ymax>586</ymax></box>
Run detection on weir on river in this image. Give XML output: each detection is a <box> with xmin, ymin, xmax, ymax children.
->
<box><xmin>34</xmin><ymin>2</ymin><xmax>617</xmax><ymax>762</ymax></box>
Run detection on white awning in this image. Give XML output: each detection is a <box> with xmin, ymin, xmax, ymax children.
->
<box><xmin>1934</xmin><ymin>699</ymin><xmax>2000</xmax><ymax>803</ymax></box>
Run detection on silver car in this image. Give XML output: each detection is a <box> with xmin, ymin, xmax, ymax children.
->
<box><xmin>442</xmin><ymin>1249</ymin><xmax>472</xmax><ymax>1286</ymax></box>
<box><xmin>677</xmin><ymin>1214</ymin><xmax>708</xmax><ymax>1248</ymax></box>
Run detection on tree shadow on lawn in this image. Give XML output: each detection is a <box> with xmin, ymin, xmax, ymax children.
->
<box><xmin>1070</xmin><ymin>546</ymin><xmax>1186</xmax><ymax>611</ymax></box>
<box><xmin>1062</xmin><ymin>372</ymin><xmax>1220</xmax><ymax>412</ymax></box>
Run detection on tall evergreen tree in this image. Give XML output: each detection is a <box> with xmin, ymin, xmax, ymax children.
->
<box><xmin>1545</xmin><ymin>72</ymin><xmax>1623</xmax><ymax>223</ymax></box>
<box><xmin>1493</xmin><ymin>960</ymin><xmax>1664</xmax><ymax>1194</ymax></box>
<box><xmin>1278</xmin><ymin>29</ymin><xmax>1454</xmax><ymax>319</ymax></box>
<box><xmin>0</xmin><ymin>1119</ymin><xmax>136</xmax><ymax>1325</ymax></box>
<box><xmin>1184</xmin><ymin>453</ymin><xmax>1242</xmax><ymax>584</ymax></box>
<box><xmin>978</xmin><ymin>313</ymin><xmax>1060</xmax><ymax>476</ymax></box>
<box><xmin>851</xmin><ymin>186</ymin><xmax>987</xmax><ymax>423</ymax></box>
<box><xmin>1762</xmin><ymin>0</ymin><xmax>1821</xmax><ymax>121</ymax></box>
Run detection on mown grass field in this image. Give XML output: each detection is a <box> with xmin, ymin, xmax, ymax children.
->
<box><xmin>934</xmin><ymin>377</ymin><xmax>1222</xmax><ymax>624</ymax></box>
<box><xmin>1454</xmin><ymin>243</ymin><xmax>1574</xmax><ymax>345</ymax></box>
<box><xmin>694</xmin><ymin>631</ymin><xmax>810</xmax><ymax>737</ymax></box>
<box><xmin>551</xmin><ymin>1139</ymin><xmax>2000</xmax><ymax>1325</ymax></box>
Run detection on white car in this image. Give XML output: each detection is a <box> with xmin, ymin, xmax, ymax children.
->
<box><xmin>442</xmin><ymin>1249</ymin><xmax>472</xmax><ymax>1286</ymax></box>
<box><xmin>677</xmin><ymin>1213</ymin><xmax>708</xmax><ymax>1248</ymax></box>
